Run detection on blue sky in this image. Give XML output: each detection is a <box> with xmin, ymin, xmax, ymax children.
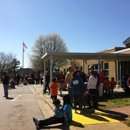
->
<box><xmin>0</xmin><ymin>0</ymin><xmax>130</xmax><ymax>68</ymax></box>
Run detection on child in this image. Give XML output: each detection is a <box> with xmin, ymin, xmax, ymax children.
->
<box><xmin>53</xmin><ymin>99</ymin><xmax>64</xmax><ymax>118</ymax></box>
<box><xmin>103</xmin><ymin>76</ymin><xmax>111</xmax><ymax>97</ymax></box>
<box><xmin>110</xmin><ymin>77</ymin><xmax>116</xmax><ymax>97</ymax></box>
<box><xmin>50</xmin><ymin>77</ymin><xmax>59</xmax><ymax>101</ymax></box>
<box><xmin>33</xmin><ymin>95</ymin><xmax>72</xmax><ymax>128</ymax></box>
<box><xmin>33</xmin><ymin>99</ymin><xmax>64</xmax><ymax>128</ymax></box>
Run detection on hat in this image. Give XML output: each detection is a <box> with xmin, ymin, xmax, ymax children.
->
<box><xmin>53</xmin><ymin>99</ymin><xmax>61</xmax><ymax>105</ymax></box>
<box><xmin>88</xmin><ymin>65</ymin><xmax>94</xmax><ymax>69</ymax></box>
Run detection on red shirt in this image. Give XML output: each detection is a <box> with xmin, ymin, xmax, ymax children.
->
<box><xmin>57</xmin><ymin>74</ymin><xmax>65</xmax><ymax>83</ymax></box>
<box><xmin>104</xmin><ymin>79</ymin><xmax>110</xmax><ymax>90</ymax></box>
<box><xmin>110</xmin><ymin>81</ymin><xmax>116</xmax><ymax>90</ymax></box>
<box><xmin>50</xmin><ymin>83</ymin><xmax>59</xmax><ymax>96</ymax></box>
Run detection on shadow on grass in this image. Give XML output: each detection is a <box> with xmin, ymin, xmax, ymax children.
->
<box><xmin>97</xmin><ymin>108</ymin><xmax>128</xmax><ymax>121</ymax></box>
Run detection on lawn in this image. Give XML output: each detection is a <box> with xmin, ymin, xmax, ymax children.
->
<box><xmin>98</xmin><ymin>89</ymin><xmax>130</xmax><ymax>127</ymax></box>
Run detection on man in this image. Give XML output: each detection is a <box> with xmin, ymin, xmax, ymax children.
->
<box><xmin>65</xmin><ymin>65</ymin><xmax>73</xmax><ymax>102</ymax></box>
<box><xmin>57</xmin><ymin>71</ymin><xmax>65</xmax><ymax>95</ymax></box>
<box><xmin>2</xmin><ymin>72</ymin><xmax>9</xmax><ymax>99</ymax></box>
<box><xmin>43</xmin><ymin>71</ymin><xmax>50</xmax><ymax>94</ymax></box>
<box><xmin>88</xmin><ymin>65</ymin><xmax>101</xmax><ymax>109</ymax></box>
<box><xmin>65</xmin><ymin>65</ymin><xmax>73</xmax><ymax>88</ymax></box>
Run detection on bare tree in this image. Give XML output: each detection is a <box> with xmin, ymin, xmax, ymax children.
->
<box><xmin>29</xmin><ymin>34</ymin><xmax>68</xmax><ymax>71</ymax></box>
<box><xmin>0</xmin><ymin>52</ymin><xmax>16</xmax><ymax>72</ymax></box>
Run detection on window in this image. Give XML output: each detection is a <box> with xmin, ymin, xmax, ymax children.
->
<box><xmin>104</xmin><ymin>63</ymin><xmax>108</xmax><ymax>69</ymax></box>
<box><xmin>80</xmin><ymin>66</ymin><xmax>82</xmax><ymax>71</ymax></box>
<box><xmin>104</xmin><ymin>63</ymin><xmax>109</xmax><ymax>76</ymax></box>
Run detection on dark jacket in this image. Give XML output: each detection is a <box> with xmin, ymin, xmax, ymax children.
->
<box><xmin>2</xmin><ymin>74</ymin><xmax>9</xmax><ymax>84</ymax></box>
<box><xmin>45</xmin><ymin>74</ymin><xmax>50</xmax><ymax>82</ymax></box>
<box><xmin>70</xmin><ymin>75</ymin><xmax>84</xmax><ymax>95</ymax></box>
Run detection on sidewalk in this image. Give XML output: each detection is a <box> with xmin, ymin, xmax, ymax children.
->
<box><xmin>33</xmin><ymin>85</ymin><xmax>130</xmax><ymax>130</ymax></box>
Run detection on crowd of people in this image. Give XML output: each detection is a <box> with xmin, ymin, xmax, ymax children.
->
<box><xmin>1</xmin><ymin>66</ymin><xmax>130</xmax><ymax>128</ymax></box>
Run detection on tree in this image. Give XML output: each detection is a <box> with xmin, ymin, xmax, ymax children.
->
<box><xmin>10</xmin><ymin>58</ymin><xmax>20</xmax><ymax>73</ymax></box>
<box><xmin>29</xmin><ymin>33</ymin><xmax>68</xmax><ymax>71</ymax></box>
<box><xmin>0</xmin><ymin>52</ymin><xmax>16</xmax><ymax>72</ymax></box>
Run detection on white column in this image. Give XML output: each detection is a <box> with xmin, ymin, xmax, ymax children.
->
<box><xmin>116</xmin><ymin>61</ymin><xmax>119</xmax><ymax>88</ymax></box>
<box><xmin>44</xmin><ymin>60</ymin><xmax>46</xmax><ymax>87</ymax></box>
<box><xmin>50</xmin><ymin>55</ymin><xmax>52</xmax><ymax>83</ymax></box>
<box><xmin>82</xmin><ymin>60</ymin><xmax>85</xmax><ymax>72</ymax></box>
<box><xmin>98</xmin><ymin>56</ymin><xmax>101</xmax><ymax>73</ymax></box>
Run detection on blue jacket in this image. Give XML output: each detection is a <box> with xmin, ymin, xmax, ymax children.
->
<box><xmin>70</xmin><ymin>75</ymin><xmax>84</xmax><ymax>95</ymax></box>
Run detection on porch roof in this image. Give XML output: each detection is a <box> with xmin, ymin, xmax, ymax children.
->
<box><xmin>41</xmin><ymin>52</ymin><xmax>130</xmax><ymax>61</ymax></box>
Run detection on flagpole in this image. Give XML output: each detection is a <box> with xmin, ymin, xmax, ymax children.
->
<box><xmin>22</xmin><ymin>41</ymin><xmax>24</xmax><ymax>69</ymax></box>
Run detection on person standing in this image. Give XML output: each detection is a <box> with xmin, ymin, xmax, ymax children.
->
<box><xmin>43</xmin><ymin>71</ymin><xmax>50</xmax><ymax>94</ymax></box>
<box><xmin>65</xmin><ymin>65</ymin><xmax>73</xmax><ymax>101</ymax></box>
<box><xmin>50</xmin><ymin>77</ymin><xmax>59</xmax><ymax>101</ymax></box>
<box><xmin>88</xmin><ymin>65</ymin><xmax>101</xmax><ymax>109</ymax></box>
<box><xmin>65</xmin><ymin>65</ymin><xmax>73</xmax><ymax>88</ymax></box>
<box><xmin>57</xmin><ymin>71</ymin><xmax>65</xmax><ymax>95</ymax></box>
<box><xmin>40</xmin><ymin>72</ymin><xmax>43</xmax><ymax>86</ymax></box>
<box><xmin>87</xmin><ymin>71</ymin><xmax>97</xmax><ymax>112</ymax></box>
<box><xmin>70</xmin><ymin>70</ymin><xmax>84</xmax><ymax>113</ymax></box>
<box><xmin>2</xmin><ymin>72</ymin><xmax>9</xmax><ymax>99</ymax></box>
<box><xmin>16</xmin><ymin>74</ymin><xmax>20</xmax><ymax>86</ymax></box>
<box><xmin>127</xmin><ymin>75</ymin><xmax>130</xmax><ymax>88</ymax></box>
<box><xmin>104</xmin><ymin>76</ymin><xmax>111</xmax><ymax>97</ymax></box>
<box><xmin>110</xmin><ymin>77</ymin><xmax>116</xmax><ymax>97</ymax></box>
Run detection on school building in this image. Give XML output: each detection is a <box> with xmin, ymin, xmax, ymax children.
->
<box><xmin>42</xmin><ymin>36</ymin><xmax>130</xmax><ymax>83</ymax></box>
<box><xmin>60</xmin><ymin>37</ymin><xmax>130</xmax><ymax>82</ymax></box>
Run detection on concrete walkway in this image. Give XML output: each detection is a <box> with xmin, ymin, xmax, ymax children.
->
<box><xmin>33</xmin><ymin>85</ymin><xmax>130</xmax><ymax>130</ymax></box>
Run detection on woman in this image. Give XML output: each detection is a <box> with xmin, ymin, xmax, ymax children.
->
<box><xmin>43</xmin><ymin>71</ymin><xmax>50</xmax><ymax>94</ymax></box>
<box><xmin>70</xmin><ymin>70</ymin><xmax>84</xmax><ymax>113</ymax></box>
<box><xmin>87</xmin><ymin>71</ymin><xmax>97</xmax><ymax>112</ymax></box>
<box><xmin>33</xmin><ymin>94</ymin><xmax>72</xmax><ymax>129</ymax></box>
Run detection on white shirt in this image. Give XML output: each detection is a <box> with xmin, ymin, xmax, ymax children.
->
<box><xmin>87</xmin><ymin>75</ymin><xmax>97</xmax><ymax>89</ymax></box>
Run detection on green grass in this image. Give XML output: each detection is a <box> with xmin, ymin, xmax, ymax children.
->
<box><xmin>98</xmin><ymin>92</ymin><xmax>130</xmax><ymax>127</ymax></box>
<box><xmin>99</xmin><ymin>98</ymin><xmax>130</xmax><ymax>109</ymax></box>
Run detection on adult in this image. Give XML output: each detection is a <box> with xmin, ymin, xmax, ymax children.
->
<box><xmin>65</xmin><ymin>65</ymin><xmax>73</xmax><ymax>101</ymax></box>
<box><xmin>20</xmin><ymin>73</ymin><xmax>24</xmax><ymax>82</ymax></box>
<box><xmin>33</xmin><ymin>94</ymin><xmax>72</xmax><ymax>128</ymax></box>
<box><xmin>99</xmin><ymin>71</ymin><xmax>106</xmax><ymax>83</ymax></box>
<box><xmin>65</xmin><ymin>65</ymin><xmax>73</xmax><ymax>88</ymax></box>
<box><xmin>43</xmin><ymin>71</ymin><xmax>50</xmax><ymax>94</ymax></box>
<box><xmin>2</xmin><ymin>72</ymin><xmax>9</xmax><ymax>99</ymax></box>
<box><xmin>70</xmin><ymin>70</ymin><xmax>84</xmax><ymax>113</ymax></box>
<box><xmin>87</xmin><ymin>71</ymin><xmax>97</xmax><ymax>112</ymax></box>
<box><xmin>127</xmin><ymin>75</ymin><xmax>130</xmax><ymax>88</ymax></box>
<box><xmin>31</xmin><ymin>72</ymin><xmax>35</xmax><ymax>84</ymax></box>
<box><xmin>57</xmin><ymin>71</ymin><xmax>65</xmax><ymax>95</ymax></box>
<box><xmin>35</xmin><ymin>73</ymin><xmax>39</xmax><ymax>84</ymax></box>
<box><xmin>16</xmin><ymin>74</ymin><xmax>20</xmax><ymax>86</ymax></box>
<box><xmin>88</xmin><ymin>65</ymin><xmax>101</xmax><ymax>109</ymax></box>
<box><xmin>125</xmin><ymin>75</ymin><xmax>130</xmax><ymax>93</ymax></box>
<box><xmin>40</xmin><ymin>72</ymin><xmax>43</xmax><ymax>86</ymax></box>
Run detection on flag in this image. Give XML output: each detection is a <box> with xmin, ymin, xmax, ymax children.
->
<box><xmin>23</xmin><ymin>43</ymin><xmax>27</xmax><ymax>49</ymax></box>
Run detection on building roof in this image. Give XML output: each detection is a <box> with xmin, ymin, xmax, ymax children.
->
<box><xmin>41</xmin><ymin>52</ymin><xmax>130</xmax><ymax>61</ymax></box>
<box><xmin>112</xmin><ymin>48</ymin><xmax>130</xmax><ymax>54</ymax></box>
<box><xmin>123</xmin><ymin>36</ymin><xmax>130</xmax><ymax>44</ymax></box>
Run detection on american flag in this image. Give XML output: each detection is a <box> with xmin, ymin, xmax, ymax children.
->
<box><xmin>23</xmin><ymin>43</ymin><xmax>27</xmax><ymax>49</ymax></box>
